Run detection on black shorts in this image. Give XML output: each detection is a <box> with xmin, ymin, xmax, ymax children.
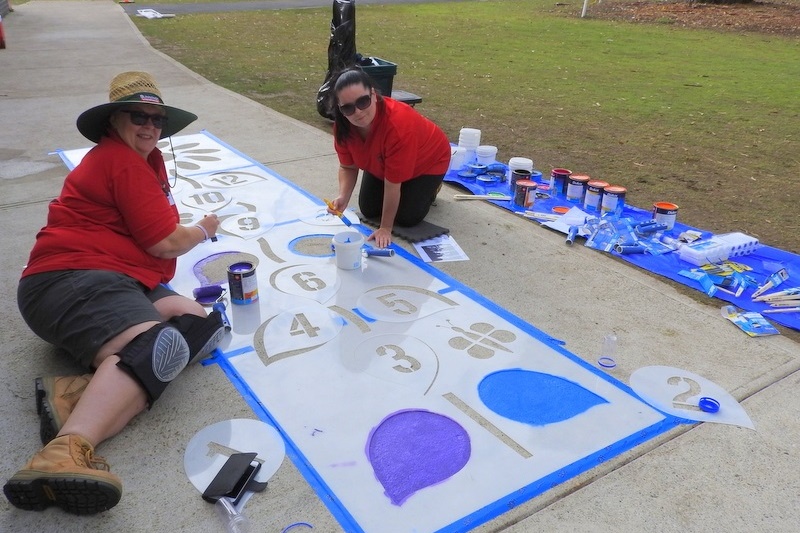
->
<box><xmin>17</xmin><ymin>270</ymin><xmax>178</xmax><ymax>368</ymax></box>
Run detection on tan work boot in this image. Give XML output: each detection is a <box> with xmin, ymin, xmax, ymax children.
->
<box><xmin>35</xmin><ymin>375</ymin><xmax>93</xmax><ymax>445</ymax></box>
<box><xmin>3</xmin><ymin>434</ymin><xmax>122</xmax><ymax>514</ymax></box>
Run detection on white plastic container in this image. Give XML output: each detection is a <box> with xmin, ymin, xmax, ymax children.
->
<box><xmin>507</xmin><ymin>157</ymin><xmax>534</xmax><ymax>185</ymax></box>
<box><xmin>458</xmin><ymin>128</ymin><xmax>481</xmax><ymax>149</ymax></box>
<box><xmin>458</xmin><ymin>128</ymin><xmax>481</xmax><ymax>165</ymax></box>
<box><xmin>332</xmin><ymin>230</ymin><xmax>365</xmax><ymax>270</ymax></box>
<box><xmin>475</xmin><ymin>145</ymin><xmax>498</xmax><ymax>165</ymax></box>
<box><xmin>449</xmin><ymin>146</ymin><xmax>467</xmax><ymax>171</ymax></box>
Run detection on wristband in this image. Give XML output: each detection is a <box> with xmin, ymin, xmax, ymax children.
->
<box><xmin>196</xmin><ymin>225</ymin><xmax>210</xmax><ymax>242</ymax></box>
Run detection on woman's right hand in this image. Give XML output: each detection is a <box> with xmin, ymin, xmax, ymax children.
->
<box><xmin>197</xmin><ymin>214</ymin><xmax>220</xmax><ymax>240</ymax></box>
<box><xmin>329</xmin><ymin>196</ymin><xmax>349</xmax><ymax>215</ymax></box>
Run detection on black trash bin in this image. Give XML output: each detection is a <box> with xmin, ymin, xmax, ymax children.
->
<box><xmin>360</xmin><ymin>57</ymin><xmax>397</xmax><ymax>97</ymax></box>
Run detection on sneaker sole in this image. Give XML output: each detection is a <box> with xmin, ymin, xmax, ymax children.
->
<box><xmin>34</xmin><ymin>377</ymin><xmax>60</xmax><ymax>446</ymax></box>
<box><xmin>4</xmin><ymin>474</ymin><xmax>122</xmax><ymax>515</ymax></box>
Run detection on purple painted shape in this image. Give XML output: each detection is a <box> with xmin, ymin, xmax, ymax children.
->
<box><xmin>366</xmin><ymin>409</ymin><xmax>471</xmax><ymax>506</ymax></box>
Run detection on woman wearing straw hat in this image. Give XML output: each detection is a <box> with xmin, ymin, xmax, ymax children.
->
<box><xmin>327</xmin><ymin>67</ymin><xmax>451</xmax><ymax>248</ymax></box>
<box><xmin>4</xmin><ymin>72</ymin><xmax>224</xmax><ymax>514</ymax></box>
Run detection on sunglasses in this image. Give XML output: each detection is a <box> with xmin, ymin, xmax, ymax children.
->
<box><xmin>338</xmin><ymin>94</ymin><xmax>372</xmax><ymax>116</ymax></box>
<box><xmin>120</xmin><ymin>109</ymin><xmax>169</xmax><ymax>129</ymax></box>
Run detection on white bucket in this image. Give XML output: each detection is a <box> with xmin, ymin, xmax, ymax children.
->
<box><xmin>507</xmin><ymin>156</ymin><xmax>534</xmax><ymax>184</ymax></box>
<box><xmin>458</xmin><ymin>128</ymin><xmax>481</xmax><ymax>149</ymax></box>
<box><xmin>332</xmin><ymin>230</ymin><xmax>364</xmax><ymax>270</ymax></box>
<box><xmin>475</xmin><ymin>145</ymin><xmax>498</xmax><ymax>165</ymax></box>
<box><xmin>449</xmin><ymin>146</ymin><xmax>468</xmax><ymax>171</ymax></box>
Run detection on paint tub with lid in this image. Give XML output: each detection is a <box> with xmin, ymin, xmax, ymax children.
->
<box><xmin>228</xmin><ymin>261</ymin><xmax>258</xmax><ymax>305</ymax></box>
<box><xmin>600</xmin><ymin>185</ymin><xmax>627</xmax><ymax>217</ymax></box>
<box><xmin>566</xmin><ymin>174</ymin><xmax>590</xmax><ymax>204</ymax></box>
<box><xmin>449</xmin><ymin>146</ymin><xmax>467</xmax><ymax>171</ymax></box>
<box><xmin>583</xmin><ymin>180</ymin><xmax>609</xmax><ymax>212</ymax></box>
<box><xmin>458</xmin><ymin>128</ymin><xmax>481</xmax><ymax>165</ymax></box>
<box><xmin>652</xmin><ymin>202</ymin><xmax>679</xmax><ymax>231</ymax></box>
<box><xmin>507</xmin><ymin>157</ymin><xmax>533</xmax><ymax>185</ymax></box>
<box><xmin>475</xmin><ymin>145</ymin><xmax>498</xmax><ymax>165</ymax></box>
<box><xmin>549</xmin><ymin>168</ymin><xmax>572</xmax><ymax>199</ymax></box>
<box><xmin>514</xmin><ymin>179</ymin><xmax>537</xmax><ymax>209</ymax></box>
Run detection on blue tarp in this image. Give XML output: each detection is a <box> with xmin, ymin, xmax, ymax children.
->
<box><xmin>444</xmin><ymin>166</ymin><xmax>800</xmax><ymax>332</ymax></box>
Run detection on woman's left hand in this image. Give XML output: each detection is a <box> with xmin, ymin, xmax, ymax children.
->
<box><xmin>368</xmin><ymin>228</ymin><xmax>392</xmax><ymax>248</ymax></box>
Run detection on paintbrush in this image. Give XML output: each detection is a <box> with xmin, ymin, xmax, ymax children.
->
<box><xmin>751</xmin><ymin>268</ymin><xmax>789</xmax><ymax>299</ymax></box>
<box><xmin>324</xmin><ymin>198</ymin><xmax>352</xmax><ymax>227</ymax></box>
<box><xmin>762</xmin><ymin>307</ymin><xmax>800</xmax><ymax>314</ymax></box>
<box><xmin>753</xmin><ymin>286</ymin><xmax>800</xmax><ymax>302</ymax></box>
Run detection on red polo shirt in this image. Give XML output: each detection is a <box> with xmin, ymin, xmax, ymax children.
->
<box><xmin>334</xmin><ymin>97</ymin><xmax>451</xmax><ymax>183</ymax></box>
<box><xmin>23</xmin><ymin>133</ymin><xmax>179</xmax><ymax>288</ymax></box>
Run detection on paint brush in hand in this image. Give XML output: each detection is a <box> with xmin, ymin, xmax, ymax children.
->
<box><xmin>324</xmin><ymin>198</ymin><xmax>352</xmax><ymax>227</ymax></box>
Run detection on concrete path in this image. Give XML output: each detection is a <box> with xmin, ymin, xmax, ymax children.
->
<box><xmin>1</xmin><ymin>2</ymin><xmax>798</xmax><ymax>532</ymax></box>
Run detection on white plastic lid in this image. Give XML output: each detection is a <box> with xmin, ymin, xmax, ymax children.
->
<box><xmin>508</xmin><ymin>157</ymin><xmax>534</xmax><ymax>171</ymax></box>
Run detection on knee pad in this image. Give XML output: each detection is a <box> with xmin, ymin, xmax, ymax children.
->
<box><xmin>167</xmin><ymin>311</ymin><xmax>226</xmax><ymax>364</ymax></box>
<box><xmin>117</xmin><ymin>324</ymin><xmax>190</xmax><ymax>404</ymax></box>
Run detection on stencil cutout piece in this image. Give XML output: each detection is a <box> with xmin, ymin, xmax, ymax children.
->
<box><xmin>180</xmin><ymin>188</ymin><xmax>232</xmax><ymax>212</ymax></box>
<box><xmin>199</xmin><ymin>169</ymin><xmax>270</xmax><ymax>189</ymax></box>
<box><xmin>184</xmin><ymin>418</ymin><xmax>285</xmax><ymax>497</ymax></box>
<box><xmin>356</xmin><ymin>286</ymin><xmax>458</xmax><ymax>323</ymax></box>
<box><xmin>256</xmin><ymin>302</ymin><xmax>345</xmax><ymax>365</ymax></box>
<box><xmin>479</xmin><ymin>369</ymin><xmax>609</xmax><ymax>426</ymax></box>
<box><xmin>367</xmin><ymin>410</ymin><xmax>471</xmax><ymax>506</ymax></box>
<box><xmin>269</xmin><ymin>264</ymin><xmax>340</xmax><ymax>303</ymax></box>
<box><xmin>220</xmin><ymin>212</ymin><xmax>275</xmax><ymax>240</ymax></box>
<box><xmin>629</xmin><ymin>365</ymin><xmax>755</xmax><ymax>429</ymax></box>
<box><xmin>343</xmin><ymin>334</ymin><xmax>440</xmax><ymax>394</ymax></box>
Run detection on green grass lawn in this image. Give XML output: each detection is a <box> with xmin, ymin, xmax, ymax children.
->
<box><xmin>133</xmin><ymin>0</ymin><xmax>800</xmax><ymax>253</ymax></box>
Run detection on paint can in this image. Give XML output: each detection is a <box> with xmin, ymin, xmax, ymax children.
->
<box><xmin>565</xmin><ymin>174</ymin><xmax>590</xmax><ymax>204</ymax></box>
<box><xmin>536</xmin><ymin>182</ymin><xmax>552</xmax><ymax>199</ymax></box>
<box><xmin>514</xmin><ymin>179</ymin><xmax>537</xmax><ymax>209</ymax></box>
<box><xmin>652</xmin><ymin>202</ymin><xmax>679</xmax><ymax>230</ymax></box>
<box><xmin>510</xmin><ymin>168</ymin><xmax>532</xmax><ymax>191</ymax></box>
<box><xmin>600</xmin><ymin>185</ymin><xmax>627</xmax><ymax>216</ymax></box>
<box><xmin>549</xmin><ymin>168</ymin><xmax>572</xmax><ymax>198</ymax></box>
<box><xmin>228</xmin><ymin>261</ymin><xmax>258</xmax><ymax>305</ymax></box>
<box><xmin>583</xmin><ymin>180</ymin><xmax>609</xmax><ymax>212</ymax></box>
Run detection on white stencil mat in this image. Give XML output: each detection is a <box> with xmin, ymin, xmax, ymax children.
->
<box><xmin>60</xmin><ymin>132</ymin><xmax>680</xmax><ymax>533</ymax></box>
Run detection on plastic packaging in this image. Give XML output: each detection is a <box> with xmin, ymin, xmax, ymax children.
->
<box><xmin>678</xmin><ymin>238</ymin><xmax>731</xmax><ymax>266</ymax></box>
<box><xmin>215</xmin><ymin>497</ymin><xmax>251</xmax><ymax>533</ymax></box>
<box><xmin>714</xmin><ymin>232</ymin><xmax>760</xmax><ymax>258</ymax></box>
<box><xmin>597</xmin><ymin>333</ymin><xmax>617</xmax><ymax>368</ymax></box>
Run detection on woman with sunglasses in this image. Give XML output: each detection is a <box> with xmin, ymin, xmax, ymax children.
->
<box><xmin>328</xmin><ymin>67</ymin><xmax>452</xmax><ymax>248</ymax></box>
<box><xmin>5</xmin><ymin>72</ymin><xmax>224</xmax><ymax>514</ymax></box>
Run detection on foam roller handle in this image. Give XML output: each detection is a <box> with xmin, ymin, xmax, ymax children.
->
<box><xmin>364</xmin><ymin>248</ymin><xmax>395</xmax><ymax>257</ymax></box>
<box><xmin>212</xmin><ymin>302</ymin><xmax>232</xmax><ymax>331</ymax></box>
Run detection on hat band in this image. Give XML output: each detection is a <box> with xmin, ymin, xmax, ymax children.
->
<box><xmin>115</xmin><ymin>92</ymin><xmax>165</xmax><ymax>105</ymax></box>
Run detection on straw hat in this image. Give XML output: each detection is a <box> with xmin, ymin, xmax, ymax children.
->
<box><xmin>76</xmin><ymin>71</ymin><xmax>197</xmax><ymax>143</ymax></box>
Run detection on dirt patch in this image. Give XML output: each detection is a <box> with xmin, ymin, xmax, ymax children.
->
<box><xmin>584</xmin><ymin>0</ymin><xmax>800</xmax><ymax>37</ymax></box>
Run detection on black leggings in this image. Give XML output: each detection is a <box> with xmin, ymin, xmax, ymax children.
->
<box><xmin>358</xmin><ymin>171</ymin><xmax>444</xmax><ymax>227</ymax></box>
